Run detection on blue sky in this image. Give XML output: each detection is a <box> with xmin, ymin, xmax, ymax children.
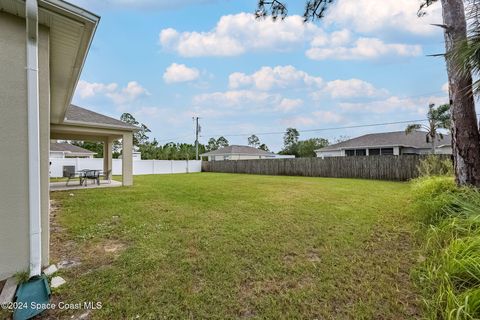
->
<box><xmin>70</xmin><ymin>0</ymin><xmax>448</xmax><ymax>152</ymax></box>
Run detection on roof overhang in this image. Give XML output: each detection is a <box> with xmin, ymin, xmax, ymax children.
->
<box><xmin>63</xmin><ymin>119</ymin><xmax>140</xmax><ymax>131</ymax></box>
<box><xmin>0</xmin><ymin>0</ymin><xmax>100</xmax><ymax>123</ymax></box>
<box><xmin>51</xmin><ymin>122</ymin><xmax>133</xmax><ymax>142</ymax></box>
<box><xmin>65</xmin><ymin>151</ymin><xmax>97</xmax><ymax>156</ymax></box>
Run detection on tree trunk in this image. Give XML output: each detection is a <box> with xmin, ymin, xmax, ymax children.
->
<box><xmin>441</xmin><ymin>0</ymin><xmax>480</xmax><ymax>186</ymax></box>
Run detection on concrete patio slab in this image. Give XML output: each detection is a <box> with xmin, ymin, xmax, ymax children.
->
<box><xmin>50</xmin><ymin>180</ymin><xmax>122</xmax><ymax>192</ymax></box>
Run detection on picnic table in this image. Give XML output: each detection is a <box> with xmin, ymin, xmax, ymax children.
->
<box><xmin>63</xmin><ymin>166</ymin><xmax>112</xmax><ymax>186</ymax></box>
<box><xmin>78</xmin><ymin>169</ymin><xmax>102</xmax><ymax>186</ymax></box>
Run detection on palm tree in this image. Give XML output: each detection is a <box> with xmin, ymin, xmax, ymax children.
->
<box><xmin>405</xmin><ymin>103</ymin><xmax>451</xmax><ymax>154</ymax></box>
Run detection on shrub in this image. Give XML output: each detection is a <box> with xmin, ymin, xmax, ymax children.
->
<box><xmin>419</xmin><ymin>237</ymin><xmax>480</xmax><ymax>320</ymax></box>
<box><xmin>417</xmin><ymin>155</ymin><xmax>454</xmax><ymax>177</ymax></box>
<box><xmin>413</xmin><ymin>178</ymin><xmax>480</xmax><ymax>320</ymax></box>
<box><xmin>412</xmin><ymin>176</ymin><xmax>459</xmax><ymax>223</ymax></box>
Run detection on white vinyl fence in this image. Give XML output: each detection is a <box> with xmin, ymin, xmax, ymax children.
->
<box><xmin>50</xmin><ymin>158</ymin><xmax>202</xmax><ymax>178</ymax></box>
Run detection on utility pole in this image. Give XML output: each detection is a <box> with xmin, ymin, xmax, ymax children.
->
<box><xmin>193</xmin><ymin>117</ymin><xmax>200</xmax><ymax>160</ymax></box>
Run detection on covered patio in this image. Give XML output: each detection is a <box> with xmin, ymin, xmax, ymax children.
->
<box><xmin>50</xmin><ymin>105</ymin><xmax>138</xmax><ymax>187</ymax></box>
<box><xmin>50</xmin><ymin>180</ymin><xmax>122</xmax><ymax>191</ymax></box>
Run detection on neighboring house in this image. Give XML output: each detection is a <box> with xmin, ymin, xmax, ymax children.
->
<box><xmin>316</xmin><ymin>131</ymin><xmax>452</xmax><ymax>158</ymax></box>
<box><xmin>200</xmin><ymin>145</ymin><xmax>294</xmax><ymax>161</ymax></box>
<box><xmin>0</xmin><ymin>0</ymin><xmax>138</xmax><ymax>280</ymax></box>
<box><xmin>50</xmin><ymin>141</ymin><xmax>97</xmax><ymax>158</ymax></box>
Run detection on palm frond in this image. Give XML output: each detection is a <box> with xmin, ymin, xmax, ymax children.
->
<box><xmin>406</xmin><ymin>124</ymin><xmax>422</xmax><ymax>134</ymax></box>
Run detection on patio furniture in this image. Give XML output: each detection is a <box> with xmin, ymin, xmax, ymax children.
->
<box><xmin>100</xmin><ymin>169</ymin><xmax>112</xmax><ymax>184</ymax></box>
<box><xmin>83</xmin><ymin>169</ymin><xmax>101</xmax><ymax>186</ymax></box>
<box><xmin>63</xmin><ymin>166</ymin><xmax>81</xmax><ymax>186</ymax></box>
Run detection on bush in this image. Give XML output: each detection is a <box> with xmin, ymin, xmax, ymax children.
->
<box><xmin>413</xmin><ymin>177</ymin><xmax>480</xmax><ymax>320</ymax></box>
<box><xmin>417</xmin><ymin>155</ymin><xmax>454</xmax><ymax>177</ymax></box>
<box><xmin>412</xmin><ymin>176</ymin><xmax>459</xmax><ymax>223</ymax></box>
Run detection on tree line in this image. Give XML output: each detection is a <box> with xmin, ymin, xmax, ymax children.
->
<box><xmin>71</xmin><ymin>113</ymin><xmax>333</xmax><ymax>160</ymax></box>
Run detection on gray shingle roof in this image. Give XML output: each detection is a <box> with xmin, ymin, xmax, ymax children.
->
<box><xmin>64</xmin><ymin>105</ymin><xmax>139</xmax><ymax>130</ymax></box>
<box><xmin>50</xmin><ymin>142</ymin><xmax>96</xmax><ymax>154</ymax></box>
<box><xmin>201</xmin><ymin>145</ymin><xmax>276</xmax><ymax>157</ymax></box>
<box><xmin>318</xmin><ymin>131</ymin><xmax>451</xmax><ymax>152</ymax></box>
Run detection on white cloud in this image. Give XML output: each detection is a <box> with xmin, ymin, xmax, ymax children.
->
<box><xmin>76</xmin><ymin>80</ymin><xmax>118</xmax><ymax>99</ymax></box>
<box><xmin>76</xmin><ymin>80</ymin><xmax>149</xmax><ymax>105</ymax></box>
<box><xmin>307</xmin><ymin>37</ymin><xmax>422</xmax><ymax>60</ymax></box>
<box><xmin>442</xmin><ymin>82</ymin><xmax>449</xmax><ymax>94</ymax></box>
<box><xmin>321</xmin><ymin>79</ymin><xmax>388</xmax><ymax>99</ymax></box>
<box><xmin>192</xmin><ymin>89</ymin><xmax>303</xmax><ymax>115</ymax></box>
<box><xmin>282</xmin><ymin>111</ymin><xmax>344</xmax><ymax>127</ymax></box>
<box><xmin>227</xmin><ymin>65</ymin><xmax>386</xmax><ymax>100</ymax></box>
<box><xmin>338</xmin><ymin>94</ymin><xmax>448</xmax><ymax>114</ymax></box>
<box><xmin>163</xmin><ymin>63</ymin><xmax>200</xmax><ymax>84</ymax></box>
<box><xmin>159</xmin><ymin>13</ymin><xmax>320</xmax><ymax>57</ymax></box>
<box><xmin>277</xmin><ymin>98</ymin><xmax>303</xmax><ymax>112</ymax></box>
<box><xmin>229</xmin><ymin>65</ymin><xmax>323</xmax><ymax>91</ymax></box>
<box><xmin>325</xmin><ymin>0</ymin><xmax>442</xmax><ymax>36</ymax></box>
<box><xmin>107</xmin><ymin>81</ymin><xmax>150</xmax><ymax>105</ymax></box>
<box><xmin>193</xmin><ymin>90</ymin><xmax>276</xmax><ymax>109</ymax></box>
<box><xmin>160</xmin><ymin>11</ymin><xmax>428</xmax><ymax>60</ymax></box>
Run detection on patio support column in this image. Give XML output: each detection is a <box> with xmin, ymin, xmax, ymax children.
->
<box><xmin>122</xmin><ymin>132</ymin><xmax>133</xmax><ymax>186</ymax></box>
<box><xmin>103</xmin><ymin>137</ymin><xmax>113</xmax><ymax>179</ymax></box>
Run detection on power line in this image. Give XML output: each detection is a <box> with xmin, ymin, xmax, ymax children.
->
<box><xmin>154</xmin><ymin>90</ymin><xmax>451</xmax><ymax>142</ymax></box>
<box><xmin>203</xmin><ymin>113</ymin><xmax>480</xmax><ymax>139</ymax></box>
<box><xmin>201</xmin><ymin>118</ymin><xmax>432</xmax><ymax>139</ymax></box>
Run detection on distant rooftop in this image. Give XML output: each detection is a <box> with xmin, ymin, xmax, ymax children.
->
<box><xmin>50</xmin><ymin>142</ymin><xmax>96</xmax><ymax>155</ymax></box>
<box><xmin>318</xmin><ymin>131</ymin><xmax>451</xmax><ymax>152</ymax></box>
<box><xmin>200</xmin><ymin>145</ymin><xmax>276</xmax><ymax>157</ymax></box>
<box><xmin>64</xmin><ymin>105</ymin><xmax>139</xmax><ymax>130</ymax></box>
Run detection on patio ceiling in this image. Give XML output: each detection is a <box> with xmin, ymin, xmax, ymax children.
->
<box><xmin>50</xmin><ymin>123</ymin><xmax>125</xmax><ymax>141</ymax></box>
<box><xmin>50</xmin><ymin>105</ymin><xmax>139</xmax><ymax>141</ymax></box>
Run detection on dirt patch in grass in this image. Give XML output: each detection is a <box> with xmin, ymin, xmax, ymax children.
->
<box><xmin>50</xmin><ymin>198</ymin><xmax>129</xmax><ymax>274</ymax></box>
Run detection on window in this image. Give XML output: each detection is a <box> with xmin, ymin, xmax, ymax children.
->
<box><xmin>381</xmin><ymin>148</ymin><xmax>394</xmax><ymax>155</ymax></box>
<box><xmin>345</xmin><ymin>150</ymin><xmax>355</xmax><ymax>156</ymax></box>
<box><xmin>355</xmin><ymin>149</ymin><xmax>367</xmax><ymax>156</ymax></box>
<box><xmin>369</xmin><ymin>148</ymin><xmax>380</xmax><ymax>156</ymax></box>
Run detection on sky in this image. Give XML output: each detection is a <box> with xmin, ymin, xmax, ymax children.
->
<box><xmin>69</xmin><ymin>0</ymin><xmax>449</xmax><ymax>152</ymax></box>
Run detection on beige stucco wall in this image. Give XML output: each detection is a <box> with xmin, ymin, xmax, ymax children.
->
<box><xmin>0</xmin><ymin>12</ymin><xmax>50</xmax><ymax>280</ymax></box>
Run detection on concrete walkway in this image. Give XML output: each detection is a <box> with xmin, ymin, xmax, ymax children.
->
<box><xmin>50</xmin><ymin>180</ymin><xmax>122</xmax><ymax>192</ymax></box>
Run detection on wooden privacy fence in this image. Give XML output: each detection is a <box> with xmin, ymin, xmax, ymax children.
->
<box><xmin>202</xmin><ymin>155</ymin><xmax>450</xmax><ymax>181</ymax></box>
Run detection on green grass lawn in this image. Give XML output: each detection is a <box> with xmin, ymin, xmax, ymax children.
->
<box><xmin>43</xmin><ymin>173</ymin><xmax>422</xmax><ymax>319</ymax></box>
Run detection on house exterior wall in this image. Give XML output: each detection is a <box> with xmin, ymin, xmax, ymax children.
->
<box><xmin>315</xmin><ymin>150</ymin><xmax>343</xmax><ymax>158</ymax></box>
<box><xmin>436</xmin><ymin>145</ymin><xmax>452</xmax><ymax>155</ymax></box>
<box><xmin>0</xmin><ymin>12</ymin><xmax>50</xmax><ymax>280</ymax></box>
<box><xmin>49</xmin><ymin>151</ymin><xmax>95</xmax><ymax>159</ymax></box>
<box><xmin>50</xmin><ymin>151</ymin><xmax>66</xmax><ymax>158</ymax></box>
<box><xmin>316</xmin><ymin>146</ymin><xmax>453</xmax><ymax>158</ymax></box>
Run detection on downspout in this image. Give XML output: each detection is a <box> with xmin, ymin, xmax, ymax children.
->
<box><xmin>26</xmin><ymin>0</ymin><xmax>42</xmax><ymax>278</ymax></box>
